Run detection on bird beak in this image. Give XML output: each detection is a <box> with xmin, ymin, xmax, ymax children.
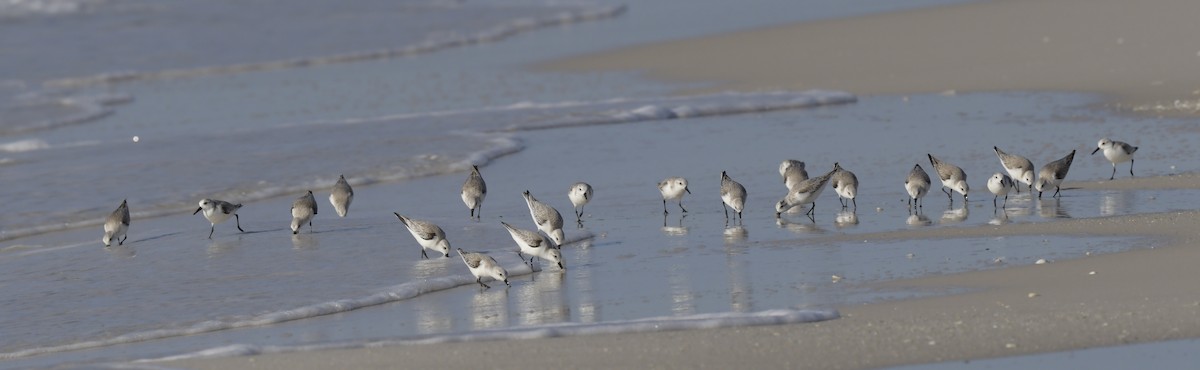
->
<box><xmin>504</xmin><ymin>280</ymin><xmax>510</xmax><ymax>286</ymax></box>
<box><xmin>685</xmin><ymin>187</ymin><xmax>691</xmax><ymax>194</ymax></box>
<box><xmin>1091</xmin><ymin>147</ymin><xmax>1101</xmax><ymax>155</ymax></box>
<box><xmin>193</xmin><ymin>207</ymin><xmax>202</xmax><ymax>215</ymax></box>
<box><xmin>558</xmin><ymin>262</ymin><xmax>564</xmax><ymax>269</ymax></box>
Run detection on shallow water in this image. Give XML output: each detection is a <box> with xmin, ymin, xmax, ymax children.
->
<box><xmin>2</xmin><ymin>0</ymin><xmax>1199</xmax><ymax>368</ymax></box>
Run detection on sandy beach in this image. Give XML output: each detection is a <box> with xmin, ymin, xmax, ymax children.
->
<box><xmin>546</xmin><ymin>0</ymin><xmax>1200</xmax><ymax>115</ymax></box>
<box><xmin>156</xmin><ymin>0</ymin><xmax>1200</xmax><ymax>368</ymax></box>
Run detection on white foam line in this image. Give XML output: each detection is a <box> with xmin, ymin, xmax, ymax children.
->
<box><xmin>44</xmin><ymin>5</ymin><xmax>627</xmax><ymax>88</ymax></box>
<box><xmin>137</xmin><ymin>308</ymin><xmax>839</xmax><ymax>363</ymax></box>
<box><xmin>0</xmin><ymin>261</ymin><xmax>540</xmax><ymax>360</ymax></box>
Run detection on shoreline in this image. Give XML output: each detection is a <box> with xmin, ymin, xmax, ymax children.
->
<box><xmin>162</xmin><ymin>180</ymin><xmax>1200</xmax><ymax>369</ymax></box>
<box><xmin>542</xmin><ymin>0</ymin><xmax>1200</xmax><ymax>116</ymax></box>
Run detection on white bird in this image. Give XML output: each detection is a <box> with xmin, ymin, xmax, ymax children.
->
<box><xmin>831</xmin><ymin>162</ymin><xmax>858</xmax><ymax>209</ymax></box>
<box><xmin>461</xmin><ymin>165</ymin><xmax>486</xmax><ymax>219</ymax></box>
<box><xmin>1092</xmin><ymin>138</ymin><xmax>1138</xmax><ymax>180</ymax></box>
<box><xmin>779</xmin><ymin>159</ymin><xmax>808</xmax><ymax>186</ymax></box>
<box><xmin>567</xmin><ymin>182</ymin><xmax>593</xmax><ymax>221</ymax></box>
<box><xmin>987</xmin><ymin>172</ymin><xmax>1014</xmax><ymax>208</ymax></box>
<box><xmin>193</xmin><ymin>199</ymin><xmax>244</xmax><ymax>239</ymax></box>
<box><xmin>501</xmin><ymin>221</ymin><xmax>563</xmax><ymax>269</ymax></box>
<box><xmin>658</xmin><ymin>177</ymin><xmax>690</xmax><ymax>214</ymax></box>
<box><xmin>1035</xmin><ymin>150</ymin><xmax>1076</xmax><ymax>198</ymax></box>
<box><xmin>458</xmin><ymin>248</ymin><xmax>509</xmax><ymax>289</ymax></box>
<box><xmin>775</xmin><ymin>169</ymin><xmax>835</xmax><ymax>218</ymax></box>
<box><xmin>928</xmin><ymin>154</ymin><xmax>969</xmax><ymax>204</ymax></box>
<box><xmin>522</xmin><ymin>190</ymin><xmax>565</xmax><ymax>246</ymax></box>
<box><xmin>720</xmin><ymin>171</ymin><xmax>747</xmax><ymax>220</ymax></box>
<box><xmin>329</xmin><ymin>174</ymin><xmax>353</xmax><ymax>217</ymax></box>
<box><xmin>993</xmin><ymin>146</ymin><xmax>1034</xmax><ymax>193</ymax></box>
<box><xmin>394</xmin><ymin>213</ymin><xmax>451</xmax><ymax>258</ymax></box>
<box><xmin>102</xmin><ymin>199</ymin><xmax>130</xmax><ymax>246</ymax></box>
<box><xmin>905</xmin><ymin>164</ymin><xmax>931</xmax><ymax>210</ymax></box>
<box><xmin>290</xmin><ymin>190</ymin><xmax>317</xmax><ymax>234</ymax></box>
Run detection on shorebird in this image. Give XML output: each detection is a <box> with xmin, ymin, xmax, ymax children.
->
<box><xmin>461</xmin><ymin>165</ymin><xmax>486</xmax><ymax>219</ymax></box>
<box><xmin>457</xmin><ymin>248</ymin><xmax>509</xmax><ymax>289</ymax></box>
<box><xmin>567</xmin><ymin>182</ymin><xmax>593</xmax><ymax>221</ymax></box>
<box><xmin>779</xmin><ymin>159</ymin><xmax>808</xmax><ymax>189</ymax></box>
<box><xmin>993</xmin><ymin>146</ymin><xmax>1034</xmax><ymax>193</ymax></box>
<box><xmin>831</xmin><ymin>162</ymin><xmax>858</xmax><ymax>209</ymax></box>
<box><xmin>394</xmin><ymin>213</ymin><xmax>451</xmax><ymax>258</ymax></box>
<box><xmin>775</xmin><ymin>169</ymin><xmax>835</xmax><ymax>218</ymax></box>
<box><xmin>522</xmin><ymin>190</ymin><xmax>565</xmax><ymax>246</ymax></box>
<box><xmin>194</xmin><ymin>199</ymin><xmax>244</xmax><ymax>239</ymax></box>
<box><xmin>102</xmin><ymin>199</ymin><xmax>130</xmax><ymax>246</ymax></box>
<box><xmin>905</xmin><ymin>164</ymin><xmax>931</xmax><ymax>210</ymax></box>
<box><xmin>290</xmin><ymin>191</ymin><xmax>317</xmax><ymax>234</ymax></box>
<box><xmin>928</xmin><ymin>154</ymin><xmax>969</xmax><ymax>204</ymax></box>
<box><xmin>1092</xmin><ymin>138</ymin><xmax>1138</xmax><ymax>180</ymax></box>
<box><xmin>1035</xmin><ymin>150</ymin><xmax>1076</xmax><ymax>198</ymax></box>
<box><xmin>658</xmin><ymin>177</ymin><xmax>690</xmax><ymax>215</ymax></box>
<box><xmin>329</xmin><ymin>174</ymin><xmax>353</xmax><ymax>217</ymax></box>
<box><xmin>987</xmin><ymin>172</ymin><xmax>1014</xmax><ymax>208</ymax></box>
<box><xmin>720</xmin><ymin>171</ymin><xmax>747</xmax><ymax>220</ymax></box>
<box><xmin>501</xmin><ymin>221</ymin><xmax>563</xmax><ymax>269</ymax></box>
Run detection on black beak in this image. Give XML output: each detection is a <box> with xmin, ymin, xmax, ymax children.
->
<box><xmin>193</xmin><ymin>207</ymin><xmax>202</xmax><ymax>215</ymax></box>
<box><xmin>504</xmin><ymin>279</ymin><xmax>510</xmax><ymax>286</ymax></box>
<box><xmin>558</xmin><ymin>262</ymin><xmax>564</xmax><ymax>269</ymax></box>
<box><xmin>1091</xmin><ymin>147</ymin><xmax>1101</xmax><ymax>155</ymax></box>
<box><xmin>685</xmin><ymin>187</ymin><xmax>691</xmax><ymax>194</ymax></box>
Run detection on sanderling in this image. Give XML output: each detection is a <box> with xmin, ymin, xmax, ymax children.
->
<box><xmin>522</xmin><ymin>190</ymin><xmax>565</xmax><ymax>246</ymax></box>
<box><xmin>193</xmin><ymin>199</ymin><xmax>244</xmax><ymax>239</ymax></box>
<box><xmin>775</xmin><ymin>169</ymin><xmax>835</xmax><ymax>218</ymax></box>
<box><xmin>501</xmin><ymin>221</ymin><xmax>563</xmax><ymax>269</ymax></box>
<box><xmin>461</xmin><ymin>165</ymin><xmax>487</xmax><ymax>219</ymax></box>
<box><xmin>720</xmin><ymin>171</ymin><xmax>747</xmax><ymax>220</ymax></box>
<box><xmin>1035</xmin><ymin>150</ymin><xmax>1076</xmax><ymax>198</ymax></box>
<box><xmin>330</xmin><ymin>174</ymin><xmax>353</xmax><ymax>217</ymax></box>
<box><xmin>779</xmin><ymin>159</ymin><xmax>808</xmax><ymax>185</ymax></box>
<box><xmin>905</xmin><ymin>164</ymin><xmax>931</xmax><ymax>210</ymax></box>
<box><xmin>831</xmin><ymin>162</ymin><xmax>859</xmax><ymax>209</ymax></box>
<box><xmin>567</xmin><ymin>182</ymin><xmax>593</xmax><ymax>221</ymax></box>
<box><xmin>394</xmin><ymin>212</ymin><xmax>451</xmax><ymax>258</ymax></box>
<box><xmin>658</xmin><ymin>177</ymin><xmax>690</xmax><ymax>214</ymax></box>
<box><xmin>457</xmin><ymin>248</ymin><xmax>509</xmax><ymax>289</ymax></box>
<box><xmin>1092</xmin><ymin>138</ymin><xmax>1138</xmax><ymax>180</ymax></box>
<box><xmin>102</xmin><ymin>199</ymin><xmax>130</xmax><ymax>246</ymax></box>
<box><xmin>987</xmin><ymin>172</ymin><xmax>1015</xmax><ymax>208</ymax></box>
<box><xmin>928</xmin><ymin>154</ymin><xmax>969</xmax><ymax>204</ymax></box>
<box><xmin>290</xmin><ymin>190</ymin><xmax>318</xmax><ymax>235</ymax></box>
<box><xmin>993</xmin><ymin>146</ymin><xmax>1034</xmax><ymax>193</ymax></box>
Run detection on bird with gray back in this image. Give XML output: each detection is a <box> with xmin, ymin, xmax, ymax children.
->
<box><xmin>522</xmin><ymin>190</ymin><xmax>565</xmax><ymax>246</ymax></box>
<box><xmin>831</xmin><ymin>162</ymin><xmax>859</xmax><ymax>209</ymax></box>
<box><xmin>102</xmin><ymin>199</ymin><xmax>130</xmax><ymax>246</ymax></box>
<box><xmin>330</xmin><ymin>174</ymin><xmax>353</xmax><ymax>217</ymax></box>
<box><xmin>567</xmin><ymin>182</ymin><xmax>593</xmax><ymax>222</ymax></box>
<box><xmin>290</xmin><ymin>190</ymin><xmax>317</xmax><ymax>234</ymax></box>
<box><xmin>1092</xmin><ymin>138</ymin><xmax>1138</xmax><ymax>180</ymax></box>
<box><xmin>720</xmin><ymin>171</ymin><xmax>747</xmax><ymax>221</ymax></box>
<box><xmin>461</xmin><ymin>165</ymin><xmax>486</xmax><ymax>219</ymax></box>
<box><xmin>394</xmin><ymin>213</ymin><xmax>451</xmax><ymax>258</ymax></box>
<box><xmin>1035</xmin><ymin>150</ymin><xmax>1075</xmax><ymax>198</ymax></box>
<box><xmin>905</xmin><ymin>164</ymin><xmax>931</xmax><ymax>210</ymax></box>
<box><xmin>501</xmin><ymin>221</ymin><xmax>563</xmax><ymax>269</ymax></box>
<box><xmin>457</xmin><ymin>248</ymin><xmax>509</xmax><ymax>289</ymax></box>
<box><xmin>993</xmin><ymin>146</ymin><xmax>1034</xmax><ymax>193</ymax></box>
<box><xmin>776</xmin><ymin>169</ymin><xmax>835</xmax><ymax>218</ymax></box>
<box><xmin>194</xmin><ymin>199</ymin><xmax>244</xmax><ymax>238</ymax></box>
<box><xmin>928</xmin><ymin>154</ymin><xmax>969</xmax><ymax>204</ymax></box>
<box><xmin>658</xmin><ymin>177</ymin><xmax>690</xmax><ymax>215</ymax></box>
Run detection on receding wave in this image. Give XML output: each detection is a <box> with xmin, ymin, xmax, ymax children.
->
<box><xmin>44</xmin><ymin>5</ymin><xmax>627</xmax><ymax>88</ymax></box>
<box><xmin>0</xmin><ymin>92</ymin><xmax>132</xmax><ymax>136</ymax></box>
<box><xmin>139</xmin><ymin>308</ymin><xmax>839</xmax><ymax>363</ymax></box>
<box><xmin>0</xmin><ymin>90</ymin><xmax>855</xmax><ymax>243</ymax></box>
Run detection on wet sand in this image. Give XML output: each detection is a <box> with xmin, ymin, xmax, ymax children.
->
<box><xmin>164</xmin><ymin>0</ymin><xmax>1200</xmax><ymax>368</ymax></box>
<box><xmin>545</xmin><ymin>0</ymin><xmax>1200</xmax><ymax>115</ymax></box>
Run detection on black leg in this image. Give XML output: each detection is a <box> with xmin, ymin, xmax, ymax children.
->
<box><xmin>1053</xmin><ymin>186</ymin><xmax>1062</xmax><ymax>198</ymax></box>
<box><xmin>1130</xmin><ymin>159</ymin><xmax>1135</xmax><ymax>177</ymax></box>
<box><xmin>235</xmin><ymin>214</ymin><xmax>244</xmax><ymax>232</ymax></box>
<box><xmin>470</xmin><ymin>208</ymin><xmax>475</xmax><ymax>218</ymax></box>
<box><xmin>993</xmin><ymin>196</ymin><xmax>997</xmax><ymax>208</ymax></box>
<box><xmin>208</xmin><ymin>225</ymin><xmax>215</xmax><ymax>239</ymax></box>
<box><xmin>1002</xmin><ymin>194</ymin><xmax>1009</xmax><ymax>208</ymax></box>
<box><xmin>852</xmin><ymin>198</ymin><xmax>857</xmax><ymax>210</ymax></box>
<box><xmin>1110</xmin><ymin>164</ymin><xmax>1116</xmax><ymax>180</ymax></box>
<box><xmin>723</xmin><ymin>203</ymin><xmax>729</xmax><ymax>219</ymax></box>
<box><xmin>679</xmin><ymin>201</ymin><xmax>687</xmax><ymax>213</ymax></box>
<box><xmin>663</xmin><ymin>199</ymin><xmax>668</xmax><ymax>215</ymax></box>
<box><xmin>421</xmin><ymin>249</ymin><xmax>428</xmax><ymax>259</ymax></box>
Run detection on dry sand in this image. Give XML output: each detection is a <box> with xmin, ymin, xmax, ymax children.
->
<box><xmin>545</xmin><ymin>0</ymin><xmax>1200</xmax><ymax>115</ymax></box>
<box><xmin>166</xmin><ymin>1</ymin><xmax>1200</xmax><ymax>368</ymax></box>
